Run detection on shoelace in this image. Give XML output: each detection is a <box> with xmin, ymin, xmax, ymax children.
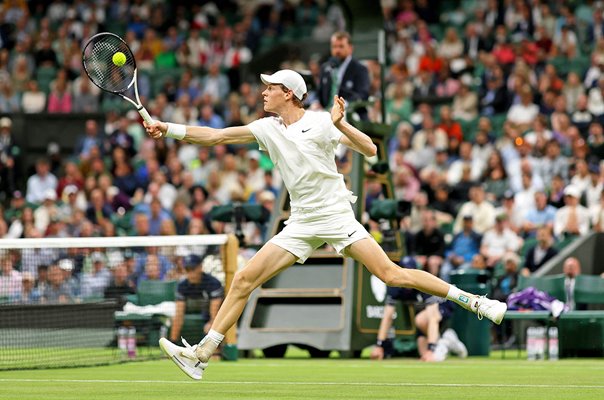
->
<box><xmin>475</xmin><ymin>295</ymin><xmax>485</xmax><ymax>320</ymax></box>
<box><xmin>180</xmin><ymin>337</ymin><xmax>198</xmax><ymax>359</ymax></box>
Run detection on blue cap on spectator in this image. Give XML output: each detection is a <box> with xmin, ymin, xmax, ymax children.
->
<box><xmin>183</xmin><ymin>254</ymin><xmax>203</xmax><ymax>269</ymax></box>
<box><xmin>399</xmin><ymin>256</ymin><xmax>417</xmax><ymax>269</ymax></box>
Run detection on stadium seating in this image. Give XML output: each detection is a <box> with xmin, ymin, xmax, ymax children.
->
<box><xmin>515</xmin><ymin>274</ymin><xmax>566</xmax><ymax>301</ymax></box>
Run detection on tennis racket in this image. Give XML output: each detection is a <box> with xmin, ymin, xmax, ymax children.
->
<box><xmin>82</xmin><ymin>32</ymin><xmax>153</xmax><ymax>124</ymax></box>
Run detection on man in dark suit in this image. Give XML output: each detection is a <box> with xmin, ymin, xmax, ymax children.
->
<box><xmin>317</xmin><ymin>31</ymin><xmax>370</xmax><ymax>119</ymax></box>
<box><xmin>463</xmin><ymin>22</ymin><xmax>490</xmax><ymax>62</ymax></box>
<box><xmin>522</xmin><ymin>226</ymin><xmax>558</xmax><ymax>276</ymax></box>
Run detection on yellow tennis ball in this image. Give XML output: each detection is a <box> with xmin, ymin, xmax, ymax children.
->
<box><xmin>112</xmin><ymin>51</ymin><xmax>126</xmax><ymax>67</ymax></box>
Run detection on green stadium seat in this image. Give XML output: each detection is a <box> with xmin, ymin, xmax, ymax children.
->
<box><xmin>516</xmin><ymin>274</ymin><xmax>566</xmax><ymax>301</ymax></box>
<box><xmin>490</xmin><ymin>113</ymin><xmax>508</xmax><ymax>137</ymax></box>
<box><xmin>35</xmin><ymin>66</ymin><xmax>57</xmax><ymax>94</ymax></box>
<box><xmin>574</xmin><ymin>275</ymin><xmax>604</xmax><ymax>305</ymax></box>
<box><xmin>135</xmin><ymin>280</ymin><xmax>177</xmax><ymax>306</ymax></box>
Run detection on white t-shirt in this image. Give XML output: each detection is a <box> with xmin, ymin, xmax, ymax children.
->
<box><xmin>248</xmin><ymin>111</ymin><xmax>352</xmax><ymax>211</ymax></box>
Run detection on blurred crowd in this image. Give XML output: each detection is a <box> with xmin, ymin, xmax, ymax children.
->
<box><xmin>367</xmin><ymin>0</ymin><xmax>604</xmax><ymax>293</ymax></box>
<box><xmin>3</xmin><ymin>0</ymin><xmax>604</xmax><ymax>304</ymax></box>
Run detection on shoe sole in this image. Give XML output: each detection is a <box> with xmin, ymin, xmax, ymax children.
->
<box><xmin>491</xmin><ymin>303</ymin><xmax>508</xmax><ymax>325</ymax></box>
<box><xmin>159</xmin><ymin>338</ymin><xmax>203</xmax><ymax>381</ymax></box>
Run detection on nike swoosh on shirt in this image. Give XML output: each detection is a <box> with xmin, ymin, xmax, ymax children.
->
<box><xmin>347</xmin><ymin>231</ymin><xmax>356</xmax><ymax>237</ymax></box>
<box><xmin>302</xmin><ymin>128</ymin><xmax>311</xmax><ymax>133</ymax></box>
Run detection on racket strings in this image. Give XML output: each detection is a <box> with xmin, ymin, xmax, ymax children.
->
<box><xmin>83</xmin><ymin>35</ymin><xmax>135</xmax><ymax>93</ymax></box>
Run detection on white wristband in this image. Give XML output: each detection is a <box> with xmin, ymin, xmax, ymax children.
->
<box><xmin>165</xmin><ymin>123</ymin><xmax>186</xmax><ymax>140</ymax></box>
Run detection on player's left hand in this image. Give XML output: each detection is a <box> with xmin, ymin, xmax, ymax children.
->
<box><xmin>331</xmin><ymin>95</ymin><xmax>345</xmax><ymax>126</ymax></box>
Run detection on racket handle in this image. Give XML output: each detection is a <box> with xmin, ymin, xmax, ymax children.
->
<box><xmin>137</xmin><ymin>107</ymin><xmax>154</xmax><ymax>124</ymax></box>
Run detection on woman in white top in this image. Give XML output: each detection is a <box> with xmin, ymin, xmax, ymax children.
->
<box><xmin>144</xmin><ymin>70</ymin><xmax>507</xmax><ymax>380</ymax></box>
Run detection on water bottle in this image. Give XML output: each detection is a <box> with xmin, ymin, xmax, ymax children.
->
<box><xmin>117</xmin><ymin>327</ymin><xmax>128</xmax><ymax>358</ymax></box>
<box><xmin>548</xmin><ymin>327</ymin><xmax>559</xmax><ymax>361</ymax></box>
<box><xmin>535</xmin><ymin>327</ymin><xmax>546</xmax><ymax>360</ymax></box>
<box><xmin>526</xmin><ymin>327</ymin><xmax>537</xmax><ymax>361</ymax></box>
<box><xmin>127</xmin><ymin>327</ymin><xmax>137</xmax><ymax>359</ymax></box>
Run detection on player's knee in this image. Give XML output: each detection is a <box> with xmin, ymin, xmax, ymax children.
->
<box><xmin>231</xmin><ymin>270</ymin><xmax>256</xmax><ymax>297</ymax></box>
<box><xmin>382</xmin><ymin>268</ymin><xmax>412</xmax><ymax>288</ymax></box>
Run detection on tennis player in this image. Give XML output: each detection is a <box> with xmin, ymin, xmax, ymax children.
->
<box><xmin>144</xmin><ymin>69</ymin><xmax>507</xmax><ymax>380</ymax></box>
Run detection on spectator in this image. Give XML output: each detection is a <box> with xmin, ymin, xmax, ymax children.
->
<box><xmin>85</xmin><ymin>188</ymin><xmax>112</xmax><ymax>228</ymax></box>
<box><xmin>492</xmin><ymin>252</ymin><xmax>520</xmax><ymax>302</ymax></box>
<box><xmin>539</xmin><ymin>140</ymin><xmax>569</xmax><ymax>185</ymax></box>
<box><xmin>370</xmin><ymin>256</ymin><xmax>466</xmax><ymax>362</ymax></box>
<box><xmin>103</xmin><ymin>263</ymin><xmax>135</xmax><ymax>308</ymax></box>
<box><xmin>198</xmin><ymin>104</ymin><xmax>225</xmax><ymax>129</ymax></box>
<box><xmin>26</xmin><ymin>158</ymin><xmax>58</xmax><ymax>204</ymax></box>
<box><xmin>408</xmin><ymin>210</ymin><xmax>445</xmax><ymax>277</ymax></box>
<box><xmin>46</xmin><ymin>78</ymin><xmax>72</xmax><ymax>113</ymax></box>
<box><xmin>21</xmin><ymin>79</ymin><xmax>46</xmax><ymax>114</ymax></box>
<box><xmin>0</xmin><ymin>255</ymin><xmax>22</xmax><ymax>300</ymax></box>
<box><xmin>452</xmin><ymin>78</ymin><xmax>479</xmax><ymax>121</ymax></box>
<box><xmin>453</xmin><ymin>184</ymin><xmax>496</xmax><ymax>234</ymax></box>
<box><xmin>440</xmin><ymin>215</ymin><xmax>482</xmax><ymax>282</ymax></box>
<box><xmin>585</xmin><ymin>164</ymin><xmax>603</xmax><ymax>210</ymax></box>
<box><xmin>480</xmin><ymin>213</ymin><xmax>523</xmax><ymax>269</ymax></box>
<box><xmin>58</xmin><ymin>258</ymin><xmax>80</xmax><ymax>300</ymax></box>
<box><xmin>33</xmin><ymin>188</ymin><xmax>59</xmax><ymax>235</ymax></box>
<box><xmin>13</xmin><ymin>272</ymin><xmax>40</xmax><ymax>303</ymax></box>
<box><xmin>563</xmin><ymin>257</ymin><xmax>581</xmax><ymax>311</ymax></box>
<box><xmin>553</xmin><ymin>185</ymin><xmax>590</xmax><ymax>238</ymax></box>
<box><xmin>40</xmin><ymin>264</ymin><xmax>74</xmax><ymax>304</ymax></box>
<box><xmin>447</xmin><ymin>141</ymin><xmax>483</xmax><ymax>186</ymax></box>
<box><xmin>507</xmin><ymin>85</ymin><xmax>539</xmax><ymax>131</ymax></box>
<box><xmin>80</xmin><ymin>252</ymin><xmax>112</xmax><ymax>299</ymax></box>
<box><xmin>200</xmin><ymin>62</ymin><xmax>230</xmax><ymax>105</ymax></box>
<box><xmin>0</xmin><ymin>79</ymin><xmax>20</xmax><ymax>113</ymax></box>
<box><xmin>522</xmin><ymin>226</ymin><xmax>558</xmax><ymax>276</ymax></box>
<box><xmin>135</xmin><ymin>253</ymin><xmax>167</xmax><ymax>286</ymax></box>
<box><xmin>317</xmin><ymin>31</ymin><xmax>370</xmax><ymax>117</ymax></box>
<box><xmin>169</xmin><ymin>254</ymin><xmax>224</xmax><ymax>342</ymax></box>
<box><xmin>522</xmin><ymin>191</ymin><xmax>557</xmax><ymax>236</ymax></box>
<box><xmin>0</xmin><ymin>117</ymin><xmax>21</xmax><ymax>197</ymax></box>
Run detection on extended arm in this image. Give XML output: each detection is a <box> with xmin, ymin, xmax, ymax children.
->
<box><xmin>331</xmin><ymin>96</ymin><xmax>377</xmax><ymax>158</ymax></box>
<box><xmin>144</xmin><ymin>121</ymin><xmax>256</xmax><ymax>146</ymax></box>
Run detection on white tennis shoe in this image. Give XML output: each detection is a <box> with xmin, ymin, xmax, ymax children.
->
<box><xmin>159</xmin><ymin>337</ymin><xmax>207</xmax><ymax>380</ymax></box>
<box><xmin>474</xmin><ymin>295</ymin><xmax>507</xmax><ymax>325</ymax></box>
<box><xmin>441</xmin><ymin>328</ymin><xmax>468</xmax><ymax>358</ymax></box>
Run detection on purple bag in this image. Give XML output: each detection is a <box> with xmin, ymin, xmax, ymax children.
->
<box><xmin>506</xmin><ymin>287</ymin><xmax>568</xmax><ymax>317</ymax></box>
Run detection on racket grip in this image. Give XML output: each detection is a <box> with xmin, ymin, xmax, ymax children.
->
<box><xmin>138</xmin><ymin>107</ymin><xmax>154</xmax><ymax>124</ymax></box>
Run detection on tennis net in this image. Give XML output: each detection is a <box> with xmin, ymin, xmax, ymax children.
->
<box><xmin>0</xmin><ymin>234</ymin><xmax>238</xmax><ymax>370</ymax></box>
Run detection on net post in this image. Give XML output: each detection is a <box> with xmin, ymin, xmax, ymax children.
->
<box><xmin>223</xmin><ymin>234</ymin><xmax>239</xmax><ymax>347</ymax></box>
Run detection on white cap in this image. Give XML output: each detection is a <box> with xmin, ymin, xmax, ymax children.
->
<box><xmin>260</xmin><ymin>69</ymin><xmax>307</xmax><ymax>101</ymax></box>
<box><xmin>564</xmin><ymin>185</ymin><xmax>581</xmax><ymax>198</ymax></box>
<box><xmin>44</xmin><ymin>188</ymin><xmax>57</xmax><ymax>201</ymax></box>
<box><xmin>58</xmin><ymin>259</ymin><xmax>74</xmax><ymax>271</ymax></box>
<box><xmin>247</xmin><ymin>149</ymin><xmax>261</xmax><ymax>160</ymax></box>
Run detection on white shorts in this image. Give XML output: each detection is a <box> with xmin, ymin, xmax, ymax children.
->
<box><xmin>269</xmin><ymin>206</ymin><xmax>370</xmax><ymax>263</ymax></box>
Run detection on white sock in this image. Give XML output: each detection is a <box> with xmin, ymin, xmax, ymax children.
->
<box><xmin>446</xmin><ymin>285</ymin><xmax>477</xmax><ymax>311</ymax></box>
<box><xmin>205</xmin><ymin>329</ymin><xmax>224</xmax><ymax>347</ymax></box>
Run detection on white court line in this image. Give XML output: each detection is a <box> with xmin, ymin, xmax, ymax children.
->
<box><xmin>0</xmin><ymin>379</ymin><xmax>602</xmax><ymax>389</ymax></box>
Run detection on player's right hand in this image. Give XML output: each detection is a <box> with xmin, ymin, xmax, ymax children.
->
<box><xmin>143</xmin><ymin>120</ymin><xmax>168</xmax><ymax>139</ymax></box>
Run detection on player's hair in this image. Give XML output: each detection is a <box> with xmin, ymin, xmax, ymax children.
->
<box><xmin>278</xmin><ymin>84</ymin><xmax>307</xmax><ymax>108</ymax></box>
<box><xmin>331</xmin><ymin>31</ymin><xmax>352</xmax><ymax>45</ymax></box>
